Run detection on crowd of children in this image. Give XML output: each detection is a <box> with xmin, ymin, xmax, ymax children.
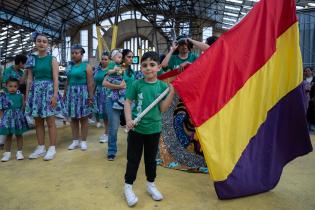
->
<box><xmin>0</xmin><ymin>31</ymin><xmax>197</xmax><ymax>207</ymax></box>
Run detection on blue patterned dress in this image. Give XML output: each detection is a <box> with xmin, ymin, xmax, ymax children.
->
<box><xmin>25</xmin><ymin>55</ymin><xmax>65</xmax><ymax>118</ymax></box>
<box><xmin>94</xmin><ymin>66</ymin><xmax>108</xmax><ymax>120</ymax></box>
<box><xmin>0</xmin><ymin>92</ymin><xmax>28</xmax><ymax>135</ymax></box>
<box><xmin>65</xmin><ymin>62</ymin><xmax>97</xmax><ymax>118</ymax></box>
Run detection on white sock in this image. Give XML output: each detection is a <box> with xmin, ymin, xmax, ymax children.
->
<box><xmin>125</xmin><ymin>183</ymin><xmax>133</xmax><ymax>188</ymax></box>
<box><xmin>49</xmin><ymin>146</ymin><xmax>56</xmax><ymax>151</ymax></box>
<box><xmin>38</xmin><ymin>145</ymin><xmax>45</xmax><ymax>150</ymax></box>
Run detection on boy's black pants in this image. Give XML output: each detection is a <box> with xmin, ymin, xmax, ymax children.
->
<box><xmin>124</xmin><ymin>130</ymin><xmax>160</xmax><ymax>184</ymax></box>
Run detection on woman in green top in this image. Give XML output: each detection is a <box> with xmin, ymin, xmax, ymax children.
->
<box><xmin>157</xmin><ymin>36</ymin><xmax>219</xmax><ymax>173</ymax></box>
<box><xmin>103</xmin><ymin>49</ymin><xmax>126</xmax><ymax>161</ymax></box>
<box><xmin>26</xmin><ymin>32</ymin><xmax>65</xmax><ymax>161</ymax></box>
<box><xmin>120</xmin><ymin>49</ymin><xmax>135</xmax><ymax>126</ymax></box>
<box><xmin>122</xmin><ymin>49</ymin><xmax>135</xmax><ymax>91</ymax></box>
<box><xmin>94</xmin><ymin>51</ymin><xmax>110</xmax><ymax>143</ymax></box>
<box><xmin>64</xmin><ymin>44</ymin><xmax>95</xmax><ymax>151</ymax></box>
<box><xmin>161</xmin><ymin>34</ymin><xmax>199</xmax><ymax>72</ymax></box>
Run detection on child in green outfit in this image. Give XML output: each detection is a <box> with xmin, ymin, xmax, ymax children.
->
<box><xmin>105</xmin><ymin>50</ymin><xmax>125</xmax><ymax>110</ymax></box>
<box><xmin>0</xmin><ymin>78</ymin><xmax>28</xmax><ymax>162</ymax></box>
<box><xmin>123</xmin><ymin>51</ymin><xmax>175</xmax><ymax>207</ymax></box>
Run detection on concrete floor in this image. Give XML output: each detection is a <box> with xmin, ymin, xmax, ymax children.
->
<box><xmin>0</xmin><ymin>125</ymin><xmax>314</xmax><ymax>210</ymax></box>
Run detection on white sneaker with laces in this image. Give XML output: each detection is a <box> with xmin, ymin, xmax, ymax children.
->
<box><xmin>1</xmin><ymin>152</ymin><xmax>11</xmax><ymax>162</ymax></box>
<box><xmin>147</xmin><ymin>182</ymin><xmax>163</xmax><ymax>201</ymax></box>
<box><xmin>43</xmin><ymin>146</ymin><xmax>56</xmax><ymax>161</ymax></box>
<box><xmin>16</xmin><ymin>151</ymin><xmax>24</xmax><ymax>160</ymax></box>
<box><xmin>29</xmin><ymin>146</ymin><xmax>46</xmax><ymax>159</ymax></box>
<box><xmin>99</xmin><ymin>134</ymin><xmax>108</xmax><ymax>143</ymax></box>
<box><xmin>124</xmin><ymin>184</ymin><xmax>138</xmax><ymax>207</ymax></box>
<box><xmin>80</xmin><ymin>141</ymin><xmax>88</xmax><ymax>151</ymax></box>
<box><xmin>68</xmin><ymin>140</ymin><xmax>80</xmax><ymax>150</ymax></box>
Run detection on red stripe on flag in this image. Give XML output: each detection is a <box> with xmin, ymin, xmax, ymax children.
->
<box><xmin>172</xmin><ymin>0</ymin><xmax>297</xmax><ymax>126</ymax></box>
<box><xmin>158</xmin><ymin>69</ymin><xmax>181</xmax><ymax>80</ymax></box>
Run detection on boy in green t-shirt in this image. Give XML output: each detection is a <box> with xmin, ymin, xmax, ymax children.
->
<box><xmin>123</xmin><ymin>51</ymin><xmax>175</xmax><ymax>207</ymax></box>
<box><xmin>1</xmin><ymin>54</ymin><xmax>27</xmax><ymax>93</ymax></box>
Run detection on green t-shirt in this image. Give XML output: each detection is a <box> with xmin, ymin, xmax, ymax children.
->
<box><xmin>68</xmin><ymin>62</ymin><xmax>88</xmax><ymax>85</ymax></box>
<box><xmin>126</xmin><ymin>79</ymin><xmax>168</xmax><ymax>134</ymax></box>
<box><xmin>94</xmin><ymin>68</ymin><xmax>108</xmax><ymax>86</ymax></box>
<box><xmin>164</xmin><ymin>52</ymin><xmax>198</xmax><ymax>72</ymax></box>
<box><xmin>5</xmin><ymin>93</ymin><xmax>23</xmax><ymax>109</ymax></box>
<box><xmin>32</xmin><ymin>55</ymin><xmax>53</xmax><ymax>81</ymax></box>
<box><xmin>123</xmin><ymin>68</ymin><xmax>135</xmax><ymax>91</ymax></box>
<box><xmin>106</xmin><ymin>61</ymin><xmax>122</xmax><ymax>77</ymax></box>
<box><xmin>2</xmin><ymin>65</ymin><xmax>24</xmax><ymax>84</ymax></box>
<box><xmin>106</xmin><ymin>61</ymin><xmax>116</xmax><ymax>70</ymax></box>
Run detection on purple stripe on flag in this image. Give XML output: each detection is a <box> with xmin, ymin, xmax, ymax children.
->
<box><xmin>214</xmin><ymin>85</ymin><xmax>313</xmax><ymax>199</ymax></box>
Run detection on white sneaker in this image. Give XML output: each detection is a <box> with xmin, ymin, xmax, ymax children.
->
<box><xmin>147</xmin><ymin>182</ymin><xmax>163</xmax><ymax>201</ymax></box>
<box><xmin>124</xmin><ymin>184</ymin><xmax>138</xmax><ymax>207</ymax></box>
<box><xmin>43</xmin><ymin>146</ymin><xmax>56</xmax><ymax>161</ymax></box>
<box><xmin>80</xmin><ymin>141</ymin><xmax>88</xmax><ymax>151</ymax></box>
<box><xmin>16</xmin><ymin>151</ymin><xmax>24</xmax><ymax>160</ymax></box>
<box><xmin>96</xmin><ymin>122</ymin><xmax>102</xmax><ymax>128</ymax></box>
<box><xmin>1</xmin><ymin>152</ymin><xmax>11</xmax><ymax>162</ymax></box>
<box><xmin>99</xmin><ymin>134</ymin><xmax>108</xmax><ymax>143</ymax></box>
<box><xmin>29</xmin><ymin>146</ymin><xmax>46</xmax><ymax>159</ymax></box>
<box><xmin>68</xmin><ymin>140</ymin><xmax>80</xmax><ymax>150</ymax></box>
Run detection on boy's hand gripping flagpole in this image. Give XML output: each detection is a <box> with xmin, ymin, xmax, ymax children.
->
<box><xmin>129</xmin><ymin>87</ymin><xmax>170</xmax><ymax>131</ymax></box>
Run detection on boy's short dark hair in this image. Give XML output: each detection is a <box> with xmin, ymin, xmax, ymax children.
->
<box><xmin>15</xmin><ymin>54</ymin><xmax>27</xmax><ymax>65</ymax></box>
<box><xmin>6</xmin><ymin>77</ymin><xmax>20</xmax><ymax>85</ymax></box>
<box><xmin>141</xmin><ymin>51</ymin><xmax>160</xmax><ymax>64</ymax></box>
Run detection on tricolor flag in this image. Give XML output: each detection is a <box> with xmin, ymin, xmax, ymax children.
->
<box><xmin>173</xmin><ymin>0</ymin><xmax>313</xmax><ymax>199</ymax></box>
